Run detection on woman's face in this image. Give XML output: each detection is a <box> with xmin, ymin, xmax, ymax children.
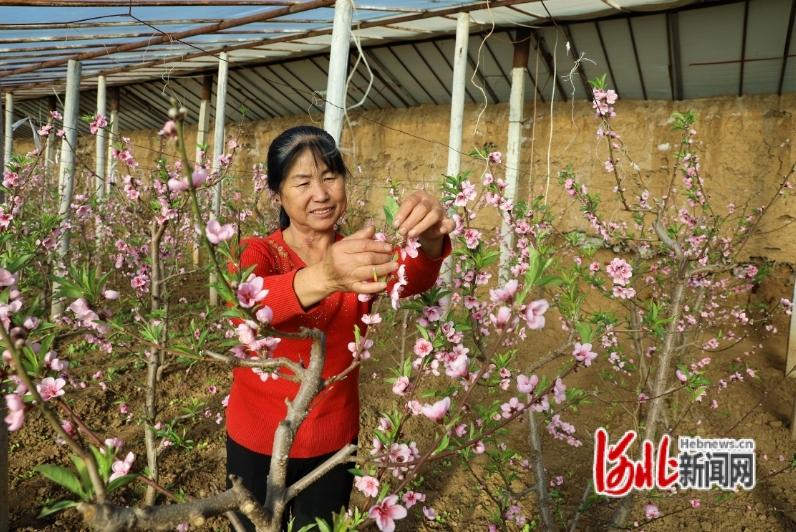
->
<box><xmin>278</xmin><ymin>148</ymin><xmax>347</xmax><ymax>234</ymax></box>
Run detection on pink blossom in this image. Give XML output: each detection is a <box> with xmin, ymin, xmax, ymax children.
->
<box><xmin>4</xmin><ymin>394</ymin><xmax>24</xmax><ymax>431</ymax></box>
<box><xmin>490</xmin><ymin>306</ymin><xmax>512</xmax><ymax>329</ymax></box>
<box><xmin>392</xmin><ymin>376</ymin><xmax>410</xmax><ymax>396</ymax></box>
<box><xmin>402</xmin><ymin>490</ymin><xmax>425</xmax><ymax>509</ymax></box>
<box><xmin>676</xmin><ymin>369</ymin><xmax>688</xmax><ymax>383</ymax></box>
<box><xmin>38</xmin><ymin>124</ymin><xmax>53</xmax><ymax>137</ymax></box>
<box><xmin>89</xmin><ymin>113</ymin><xmax>107</xmax><ymax>135</ymax></box>
<box><xmin>413</xmin><ymin>338</ymin><xmax>433</xmax><ymax>358</ymax></box>
<box><xmin>131</xmin><ymin>274</ymin><xmax>149</xmax><ymax>290</ymax></box>
<box><xmin>255</xmin><ymin>306</ymin><xmax>273</xmax><ymax>324</ymax></box>
<box><xmin>553</xmin><ymin>378</ymin><xmax>566</xmax><ymax>404</ymax></box>
<box><xmin>0</xmin><ymin>268</ymin><xmax>16</xmax><ymax>287</ymax></box>
<box><xmin>192</xmin><ymin>167</ymin><xmax>208</xmax><ymax>187</ymax></box>
<box><xmin>167</xmin><ymin>178</ymin><xmax>189</xmax><ymax>193</ymax></box>
<box><xmin>572</xmin><ymin>342</ymin><xmax>598</xmax><ymax>367</ymax></box>
<box><xmin>37</xmin><ymin>377</ymin><xmax>66</xmax><ymax>401</ymax></box>
<box><xmin>237</xmin><ymin>275</ymin><xmax>269</xmax><ymax>308</ymax></box>
<box><xmin>690</xmin><ymin>499</ymin><xmax>701</xmax><ymax>508</ymax></box>
<box><xmin>463</xmin><ymin>228</ymin><xmax>481</xmax><ymax>249</ymax></box>
<box><xmin>489</xmin><ymin>279</ymin><xmax>518</xmax><ymax>303</ymax></box>
<box><xmin>606</xmin><ymin>257</ymin><xmax>632</xmax><ymax>285</ymax></box>
<box><xmin>368</xmin><ymin>495</ymin><xmax>407</xmax><ymax>532</ymax></box>
<box><xmin>206</xmin><ymin>220</ymin><xmax>235</xmax><ymax>244</ymax></box>
<box><xmin>68</xmin><ymin>297</ymin><xmax>99</xmax><ymax>322</ymax></box>
<box><xmin>500</xmin><ymin>397</ymin><xmax>525</xmax><ymax>418</ymax></box>
<box><xmin>445</xmin><ymin>353</ymin><xmax>469</xmax><ymax>378</ymax></box>
<box><xmin>422</xmin><ymin>506</ymin><xmax>437</xmax><ymax>520</ymax></box>
<box><xmin>3</xmin><ymin>171</ymin><xmax>18</xmax><ymax>188</ymax></box>
<box><xmin>390</xmin><ymin>264</ymin><xmax>407</xmax><ymax>310</ymax></box>
<box><xmin>644</xmin><ymin>503</ymin><xmax>660</xmax><ymax>520</ymax></box>
<box><xmin>400</xmin><ymin>237</ymin><xmax>421</xmax><ymax>260</ymax></box>
<box><xmin>109</xmin><ymin>451</ymin><xmax>135</xmax><ymax>481</ymax></box>
<box><xmin>523</xmin><ymin>299</ymin><xmax>549</xmax><ymax>330</ymax></box>
<box><xmin>612</xmin><ymin>285</ymin><xmax>636</xmax><ymax>299</ymax></box>
<box><xmin>362</xmin><ymin>313</ymin><xmax>382</xmax><ymax>325</ymax></box>
<box><xmin>236</xmin><ymin>322</ymin><xmax>257</xmax><ymax>346</ymax></box>
<box><xmin>355</xmin><ymin>475</ymin><xmax>380</xmax><ymax>498</ymax></box>
<box><xmin>420</xmin><ymin>396</ymin><xmax>450</xmax><ymax>423</ymax></box>
<box><xmin>103</xmin><ymin>289</ymin><xmax>119</xmax><ymax>300</ymax></box>
<box><xmin>517</xmin><ymin>374</ymin><xmax>538</xmax><ymax>394</ymax></box>
<box><xmin>158</xmin><ymin>120</ymin><xmax>177</xmax><ymax>137</ymax></box>
<box><xmin>50</xmin><ymin>110</ymin><xmax>62</xmax><ymax>120</ymax></box>
<box><xmin>488</xmin><ymin>151</ymin><xmax>502</xmax><ymax>164</ymax></box>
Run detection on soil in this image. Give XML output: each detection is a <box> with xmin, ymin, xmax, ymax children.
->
<box><xmin>7</xmin><ymin>268</ymin><xmax>796</xmax><ymax>532</ymax></box>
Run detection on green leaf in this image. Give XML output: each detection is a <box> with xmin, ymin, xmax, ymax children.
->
<box><xmin>383</xmin><ymin>195</ymin><xmax>399</xmax><ymax>227</ymax></box>
<box><xmin>107</xmin><ymin>474</ymin><xmax>137</xmax><ymax>493</ymax></box>
<box><xmin>38</xmin><ymin>499</ymin><xmax>78</xmax><ymax>518</ymax></box>
<box><xmin>34</xmin><ymin>464</ymin><xmax>86</xmax><ymax>499</ymax></box>
<box><xmin>433</xmin><ymin>433</ymin><xmax>450</xmax><ymax>455</ymax></box>
<box><xmin>69</xmin><ymin>455</ymin><xmax>92</xmax><ymax>493</ymax></box>
<box><xmin>314</xmin><ymin>518</ymin><xmax>332</xmax><ymax>532</ymax></box>
<box><xmin>574</xmin><ymin>322</ymin><xmax>593</xmax><ymax>344</ymax></box>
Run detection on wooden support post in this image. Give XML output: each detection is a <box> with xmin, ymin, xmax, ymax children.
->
<box><xmin>209</xmin><ymin>52</ymin><xmax>228</xmax><ymax>307</ymax></box>
<box><xmin>442</xmin><ymin>12</ymin><xmax>470</xmax><ymax>295</ymax></box>
<box><xmin>50</xmin><ymin>60</ymin><xmax>81</xmax><ymax>319</ymax></box>
<box><xmin>105</xmin><ymin>87</ymin><xmax>119</xmax><ymax>195</ymax></box>
<box><xmin>500</xmin><ymin>30</ymin><xmax>530</xmax><ymax>282</ymax></box>
<box><xmin>323</xmin><ymin>0</ymin><xmax>352</xmax><ymax>145</ymax></box>
<box><xmin>446</xmin><ymin>13</ymin><xmax>469</xmax><ymax>179</ymax></box>
<box><xmin>0</xmin><ymin>93</ymin><xmax>4</xmax><ymax>205</ymax></box>
<box><xmin>788</xmin><ymin>274</ymin><xmax>796</xmax><ymax>439</ymax></box>
<box><xmin>3</xmin><ymin>93</ymin><xmax>11</xmax><ymax>167</ymax></box>
<box><xmin>95</xmin><ymin>75</ymin><xmax>107</xmax><ymax>201</ymax></box>
<box><xmin>194</xmin><ymin>74</ymin><xmax>212</xmax><ymax>267</ymax></box>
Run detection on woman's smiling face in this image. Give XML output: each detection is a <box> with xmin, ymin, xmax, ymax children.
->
<box><xmin>278</xmin><ymin>147</ymin><xmax>347</xmax><ymax>234</ymax></box>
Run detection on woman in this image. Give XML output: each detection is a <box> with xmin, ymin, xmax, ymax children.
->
<box><xmin>226</xmin><ymin>125</ymin><xmax>454</xmax><ymax>530</ymax></box>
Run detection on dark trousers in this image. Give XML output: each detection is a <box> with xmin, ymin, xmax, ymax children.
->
<box><xmin>226</xmin><ymin>435</ymin><xmax>355</xmax><ymax>531</ymax></box>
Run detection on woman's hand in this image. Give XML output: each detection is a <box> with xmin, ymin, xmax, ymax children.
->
<box><xmin>393</xmin><ymin>191</ymin><xmax>455</xmax><ymax>258</ymax></box>
<box><xmin>321</xmin><ymin>226</ymin><xmax>398</xmax><ymax>294</ymax></box>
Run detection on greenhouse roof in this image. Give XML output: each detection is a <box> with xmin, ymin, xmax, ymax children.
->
<box><xmin>3</xmin><ymin>0</ymin><xmax>795</xmax><ymax>132</ymax></box>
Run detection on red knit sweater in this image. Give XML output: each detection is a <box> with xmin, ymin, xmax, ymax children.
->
<box><xmin>226</xmin><ymin>229</ymin><xmax>451</xmax><ymax>458</ymax></box>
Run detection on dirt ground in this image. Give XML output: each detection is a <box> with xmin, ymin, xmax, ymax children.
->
<box><xmin>7</xmin><ymin>267</ymin><xmax>796</xmax><ymax>531</ymax></box>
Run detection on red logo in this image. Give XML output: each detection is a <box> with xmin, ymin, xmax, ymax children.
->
<box><xmin>593</xmin><ymin>428</ymin><xmax>679</xmax><ymax>497</ymax></box>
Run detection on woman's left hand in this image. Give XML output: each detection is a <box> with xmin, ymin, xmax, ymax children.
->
<box><xmin>393</xmin><ymin>191</ymin><xmax>455</xmax><ymax>253</ymax></box>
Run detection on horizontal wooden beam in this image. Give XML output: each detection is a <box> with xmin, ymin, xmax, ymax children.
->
<box><xmin>4</xmin><ymin>0</ymin><xmax>539</xmax><ymax>95</ymax></box>
<box><xmin>0</xmin><ymin>17</ymin><xmax>328</xmax><ymax>30</ymax></box>
<box><xmin>0</xmin><ymin>0</ymin><xmax>335</xmax><ymax>80</ymax></box>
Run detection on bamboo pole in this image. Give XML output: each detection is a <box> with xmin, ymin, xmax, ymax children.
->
<box><xmin>194</xmin><ymin>74</ymin><xmax>212</xmax><ymax>267</ymax></box>
<box><xmin>500</xmin><ymin>30</ymin><xmax>530</xmax><ymax>283</ymax></box>
<box><xmin>50</xmin><ymin>60</ymin><xmax>81</xmax><ymax>319</ymax></box>
<box><xmin>209</xmin><ymin>53</ymin><xmax>229</xmax><ymax>307</ymax></box>
<box><xmin>322</xmin><ymin>0</ymin><xmax>352</xmax><ymax>145</ymax></box>
<box><xmin>105</xmin><ymin>87</ymin><xmax>119</xmax><ymax>195</ymax></box>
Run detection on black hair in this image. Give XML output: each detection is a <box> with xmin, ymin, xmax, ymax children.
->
<box><xmin>266</xmin><ymin>125</ymin><xmax>348</xmax><ymax>229</ymax></box>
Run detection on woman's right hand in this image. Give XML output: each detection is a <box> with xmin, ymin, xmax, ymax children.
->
<box><xmin>322</xmin><ymin>226</ymin><xmax>398</xmax><ymax>294</ymax></box>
